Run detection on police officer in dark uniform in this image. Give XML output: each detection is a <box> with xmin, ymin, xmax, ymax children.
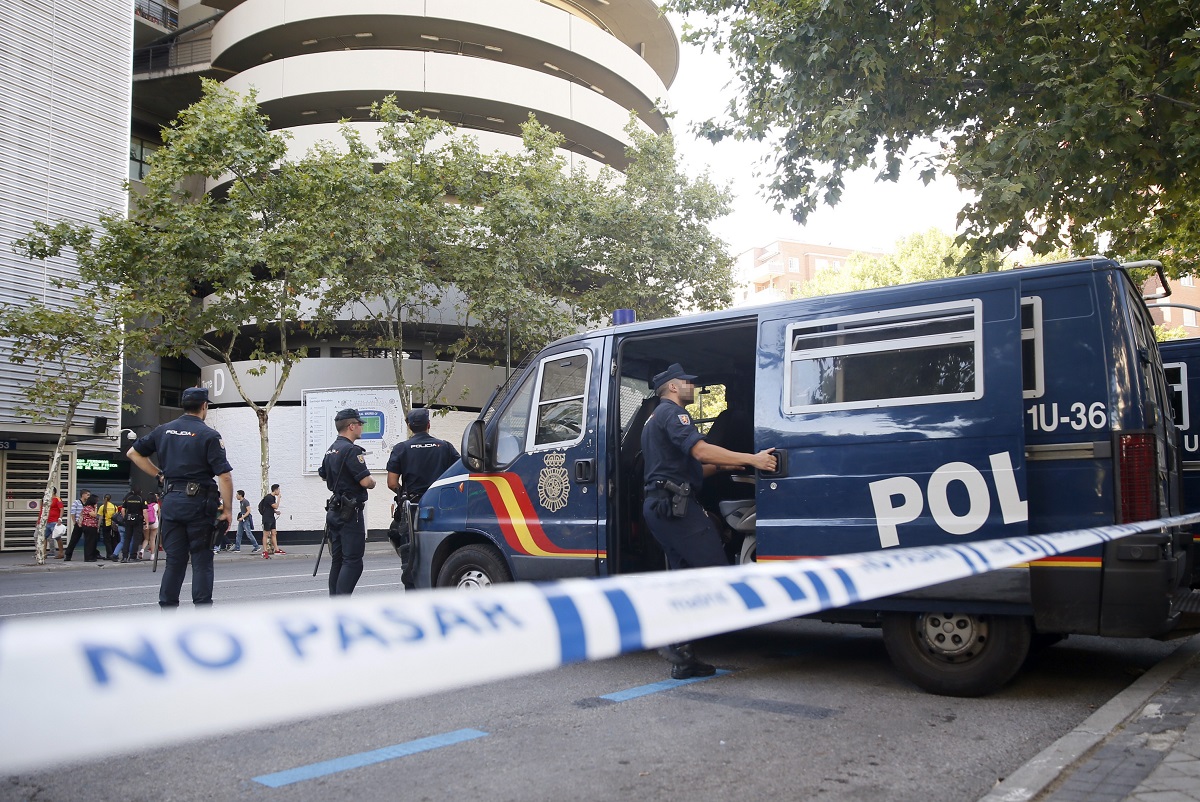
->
<box><xmin>319</xmin><ymin>408</ymin><xmax>376</xmax><ymax>595</ymax></box>
<box><xmin>641</xmin><ymin>363</ymin><xmax>776</xmax><ymax>678</ymax></box>
<box><xmin>127</xmin><ymin>387</ymin><xmax>233</xmax><ymax>608</ymax></box>
<box><xmin>386</xmin><ymin>408</ymin><xmax>460</xmax><ymax>588</ymax></box>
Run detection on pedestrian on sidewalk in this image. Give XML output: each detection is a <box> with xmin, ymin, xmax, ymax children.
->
<box><xmin>233</xmin><ymin>490</ymin><xmax>259</xmax><ymax>552</ymax></box>
<box><xmin>140</xmin><ymin>493</ymin><xmax>159</xmax><ymax>559</ymax></box>
<box><xmin>63</xmin><ymin>489</ymin><xmax>90</xmax><ymax>562</ymax></box>
<box><xmin>97</xmin><ymin>494</ymin><xmax>118</xmax><ymax>561</ymax></box>
<box><xmin>40</xmin><ymin>488</ymin><xmax>65</xmax><ymax>560</ymax></box>
<box><xmin>121</xmin><ymin>488</ymin><xmax>145</xmax><ymax>562</ymax></box>
<box><xmin>259</xmin><ymin>485</ymin><xmax>281</xmax><ymax>558</ymax></box>
<box><xmin>79</xmin><ymin>495</ymin><xmax>101</xmax><ymax>562</ymax></box>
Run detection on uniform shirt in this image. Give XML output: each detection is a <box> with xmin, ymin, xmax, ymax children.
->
<box><xmin>319</xmin><ymin>435</ymin><xmax>372</xmax><ymax>503</ymax></box>
<box><xmin>385</xmin><ymin>432</ymin><xmax>460</xmax><ymax>500</ymax></box>
<box><xmin>641</xmin><ymin>398</ymin><xmax>705</xmax><ymax>490</ymax></box>
<box><xmin>132</xmin><ymin>413</ymin><xmax>232</xmax><ymax>488</ymax></box>
<box><xmin>123</xmin><ymin>494</ymin><xmax>146</xmax><ymax>524</ymax></box>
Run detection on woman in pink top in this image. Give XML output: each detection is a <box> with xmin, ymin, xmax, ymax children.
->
<box><xmin>140</xmin><ymin>493</ymin><xmax>160</xmax><ymax>559</ymax></box>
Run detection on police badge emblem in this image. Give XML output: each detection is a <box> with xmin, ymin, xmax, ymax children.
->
<box><xmin>537</xmin><ymin>452</ymin><xmax>570</xmax><ymax>512</ymax></box>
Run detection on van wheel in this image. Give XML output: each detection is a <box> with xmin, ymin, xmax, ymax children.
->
<box><xmin>437</xmin><ymin>545</ymin><xmax>512</xmax><ymax>589</ymax></box>
<box><xmin>881</xmin><ymin>612</ymin><xmax>1031</xmax><ymax>697</ymax></box>
<box><xmin>739</xmin><ymin>535</ymin><xmax>757</xmax><ymax>564</ymax></box>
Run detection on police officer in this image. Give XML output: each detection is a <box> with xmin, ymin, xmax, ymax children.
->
<box><xmin>319</xmin><ymin>408</ymin><xmax>376</xmax><ymax>595</ymax></box>
<box><xmin>127</xmin><ymin>387</ymin><xmax>233</xmax><ymax>608</ymax></box>
<box><xmin>641</xmin><ymin>363</ymin><xmax>776</xmax><ymax>678</ymax></box>
<box><xmin>386</xmin><ymin>408</ymin><xmax>460</xmax><ymax>588</ymax></box>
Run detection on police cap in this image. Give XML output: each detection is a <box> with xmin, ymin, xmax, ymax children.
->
<box><xmin>180</xmin><ymin>387</ymin><xmax>209</xmax><ymax>406</ymax></box>
<box><xmin>334</xmin><ymin>408</ymin><xmax>363</xmax><ymax>424</ymax></box>
<box><xmin>406</xmin><ymin>408</ymin><xmax>430</xmax><ymax>427</ymax></box>
<box><xmin>651</xmin><ymin>363</ymin><xmax>698</xmax><ymax>393</ymax></box>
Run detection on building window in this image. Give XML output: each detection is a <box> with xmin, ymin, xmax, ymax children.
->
<box><xmin>1184</xmin><ymin>310</ymin><xmax>1197</xmax><ymax>328</ymax></box>
<box><xmin>129</xmin><ymin>137</ymin><xmax>157</xmax><ymax>181</ymax></box>
<box><xmin>159</xmin><ymin>356</ymin><xmax>200</xmax><ymax>407</ymax></box>
<box><xmin>788</xmin><ymin>257</ymin><xmax>800</xmax><ymax>273</ymax></box>
<box><xmin>1182</xmin><ymin>276</ymin><xmax>1195</xmax><ymax>287</ymax></box>
<box><xmin>1163</xmin><ymin>307</ymin><xmax>1172</xmax><ymax>321</ymax></box>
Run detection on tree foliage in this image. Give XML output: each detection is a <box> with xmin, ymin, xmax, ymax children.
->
<box><xmin>799</xmin><ymin>228</ymin><xmax>1004</xmax><ymax>297</ymax></box>
<box><xmin>671</xmin><ymin>0</ymin><xmax>1200</xmax><ymax>271</ymax></box>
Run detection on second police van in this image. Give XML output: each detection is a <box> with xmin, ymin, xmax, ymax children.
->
<box><xmin>412</xmin><ymin>257</ymin><xmax>1196</xmax><ymax>696</ymax></box>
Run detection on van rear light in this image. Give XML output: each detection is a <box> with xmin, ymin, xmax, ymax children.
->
<box><xmin>1118</xmin><ymin>433</ymin><xmax>1157</xmax><ymax>522</ymax></box>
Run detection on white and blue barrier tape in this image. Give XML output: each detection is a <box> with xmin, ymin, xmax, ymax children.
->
<box><xmin>1</xmin><ymin>514</ymin><xmax>1197</xmax><ymax>774</ymax></box>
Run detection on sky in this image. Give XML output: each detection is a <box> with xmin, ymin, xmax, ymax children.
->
<box><xmin>663</xmin><ymin>18</ymin><xmax>973</xmax><ymax>257</ymax></box>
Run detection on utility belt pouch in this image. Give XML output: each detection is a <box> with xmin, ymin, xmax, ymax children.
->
<box><xmin>663</xmin><ymin>480</ymin><xmax>691</xmax><ymax>518</ymax></box>
<box><xmin>328</xmin><ymin>493</ymin><xmax>359</xmax><ymax>522</ymax></box>
<box><xmin>185</xmin><ymin>482</ymin><xmax>202</xmax><ymax>497</ymax></box>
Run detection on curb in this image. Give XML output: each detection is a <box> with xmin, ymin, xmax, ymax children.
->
<box><xmin>979</xmin><ymin>633</ymin><xmax>1200</xmax><ymax>802</ymax></box>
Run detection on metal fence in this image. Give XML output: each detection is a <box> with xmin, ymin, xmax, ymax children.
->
<box><xmin>133</xmin><ymin>0</ymin><xmax>178</xmax><ymax>30</ymax></box>
<box><xmin>132</xmin><ymin>36</ymin><xmax>212</xmax><ymax>75</ymax></box>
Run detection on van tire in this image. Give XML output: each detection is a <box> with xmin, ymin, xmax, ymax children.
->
<box><xmin>881</xmin><ymin>612</ymin><xmax>1031</xmax><ymax>697</ymax></box>
<box><xmin>437</xmin><ymin>544</ymin><xmax>512</xmax><ymax>589</ymax></box>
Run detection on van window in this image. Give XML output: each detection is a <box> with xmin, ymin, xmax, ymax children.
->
<box><xmin>784</xmin><ymin>300</ymin><xmax>981</xmax><ymax>412</ymax></box>
<box><xmin>531</xmin><ymin>350</ymin><xmax>591</xmax><ymax>450</ymax></box>
<box><xmin>1021</xmin><ymin>297</ymin><xmax>1044</xmax><ymax>398</ymax></box>
<box><xmin>494</xmin><ymin>371</ymin><xmax>536</xmax><ymax>465</ymax></box>
<box><xmin>1165</xmin><ymin>362</ymin><xmax>1188</xmax><ymax>430</ymax></box>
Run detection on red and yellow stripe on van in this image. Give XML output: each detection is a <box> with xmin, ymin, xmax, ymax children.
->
<box><xmin>471</xmin><ymin>474</ymin><xmax>601</xmax><ymax>558</ymax></box>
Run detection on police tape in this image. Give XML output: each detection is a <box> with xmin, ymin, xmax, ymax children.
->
<box><xmin>1</xmin><ymin>513</ymin><xmax>1197</xmax><ymax>774</ymax></box>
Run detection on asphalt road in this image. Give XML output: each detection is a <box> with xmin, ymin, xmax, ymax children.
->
<box><xmin>0</xmin><ymin>545</ymin><xmax>1184</xmax><ymax>802</ymax></box>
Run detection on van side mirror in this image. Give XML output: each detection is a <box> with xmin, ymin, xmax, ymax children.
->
<box><xmin>463</xmin><ymin>419</ymin><xmax>489</xmax><ymax>472</ymax></box>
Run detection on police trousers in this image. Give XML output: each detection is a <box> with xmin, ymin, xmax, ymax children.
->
<box><xmin>327</xmin><ymin>506</ymin><xmax>366</xmax><ymax>596</ymax></box>
<box><xmin>642</xmin><ymin>493</ymin><xmax>728</xmax><ymax>571</ymax></box>
<box><xmin>159</xmin><ymin>490</ymin><xmax>219</xmax><ymax>608</ymax></box>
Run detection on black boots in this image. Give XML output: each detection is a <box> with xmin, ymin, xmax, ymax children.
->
<box><xmin>658</xmin><ymin>642</ymin><xmax>716</xmax><ymax>680</ymax></box>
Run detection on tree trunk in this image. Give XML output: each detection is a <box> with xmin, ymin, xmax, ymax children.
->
<box><xmin>257</xmin><ymin>406</ymin><xmax>270</xmax><ymax>500</ymax></box>
<box><xmin>35</xmin><ymin>403</ymin><xmax>77</xmax><ymax>565</ymax></box>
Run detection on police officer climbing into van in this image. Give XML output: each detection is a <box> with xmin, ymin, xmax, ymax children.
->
<box><xmin>127</xmin><ymin>387</ymin><xmax>233</xmax><ymax>608</ymax></box>
<box><xmin>642</xmin><ymin>363</ymin><xmax>777</xmax><ymax>678</ymax></box>
<box><xmin>386</xmin><ymin>407</ymin><xmax>459</xmax><ymax>588</ymax></box>
<box><xmin>320</xmin><ymin>408</ymin><xmax>377</xmax><ymax>595</ymax></box>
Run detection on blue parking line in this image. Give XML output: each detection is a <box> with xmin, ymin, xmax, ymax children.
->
<box><xmin>600</xmin><ymin>669</ymin><xmax>733</xmax><ymax>702</ymax></box>
<box><xmin>252</xmin><ymin>728</ymin><xmax>488</xmax><ymax>787</ymax></box>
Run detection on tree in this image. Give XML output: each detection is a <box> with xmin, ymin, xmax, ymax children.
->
<box><xmin>1</xmin><ymin>228</ymin><xmax>149</xmax><ymax>564</ymax></box>
<box><xmin>20</xmin><ymin>80</ymin><xmax>359</xmax><ymax>498</ymax></box>
<box><xmin>573</xmin><ymin>115</ymin><xmax>736</xmax><ymax>322</ymax></box>
<box><xmin>799</xmin><ymin>228</ymin><xmax>1004</xmax><ymax>297</ymax></box>
<box><xmin>671</xmin><ymin>0</ymin><xmax>1200</xmax><ymax>271</ymax></box>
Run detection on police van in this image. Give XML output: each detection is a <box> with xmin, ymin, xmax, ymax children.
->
<box><xmin>1156</xmin><ymin>335</ymin><xmax>1200</xmax><ymax>587</ymax></box>
<box><xmin>413</xmin><ymin>257</ymin><xmax>1194</xmax><ymax>695</ymax></box>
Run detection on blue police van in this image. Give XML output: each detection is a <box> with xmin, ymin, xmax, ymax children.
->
<box><xmin>1156</xmin><ymin>335</ymin><xmax>1200</xmax><ymax>587</ymax></box>
<box><xmin>412</xmin><ymin>257</ymin><xmax>1194</xmax><ymax>695</ymax></box>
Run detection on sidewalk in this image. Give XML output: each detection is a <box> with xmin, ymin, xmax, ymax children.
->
<box><xmin>982</xmin><ymin>633</ymin><xmax>1200</xmax><ymax>802</ymax></box>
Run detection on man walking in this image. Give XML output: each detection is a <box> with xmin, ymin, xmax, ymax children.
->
<box><xmin>121</xmin><ymin>488</ymin><xmax>146</xmax><ymax>562</ymax></box>
<box><xmin>319</xmin><ymin>408</ymin><xmax>376</xmax><ymax>595</ymax></box>
<box><xmin>386</xmin><ymin>407</ymin><xmax>459</xmax><ymax>587</ymax></box>
<box><xmin>259</xmin><ymin>485</ymin><xmax>281</xmax><ymax>558</ymax></box>
<box><xmin>640</xmin><ymin>363</ymin><xmax>775</xmax><ymax>678</ymax></box>
<box><xmin>234</xmin><ymin>490</ymin><xmax>260</xmax><ymax>552</ymax></box>
<box><xmin>127</xmin><ymin>387</ymin><xmax>233</xmax><ymax>608</ymax></box>
<box><xmin>62</xmin><ymin>489</ymin><xmax>90</xmax><ymax>562</ymax></box>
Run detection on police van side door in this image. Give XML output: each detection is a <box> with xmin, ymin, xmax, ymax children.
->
<box><xmin>479</xmin><ymin>346</ymin><xmax>601</xmax><ymax>579</ymax></box>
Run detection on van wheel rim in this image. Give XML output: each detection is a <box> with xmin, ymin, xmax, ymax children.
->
<box><xmin>919</xmin><ymin>613</ymin><xmax>987</xmax><ymax>661</ymax></box>
<box><xmin>457</xmin><ymin>570</ymin><xmax>491</xmax><ymax>588</ymax></box>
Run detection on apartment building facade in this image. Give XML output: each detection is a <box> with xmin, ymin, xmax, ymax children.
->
<box><xmin>0</xmin><ymin>2</ymin><xmax>137</xmax><ymax>549</ymax></box>
<box><xmin>731</xmin><ymin>240</ymin><xmax>883</xmax><ymax>307</ymax></box>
